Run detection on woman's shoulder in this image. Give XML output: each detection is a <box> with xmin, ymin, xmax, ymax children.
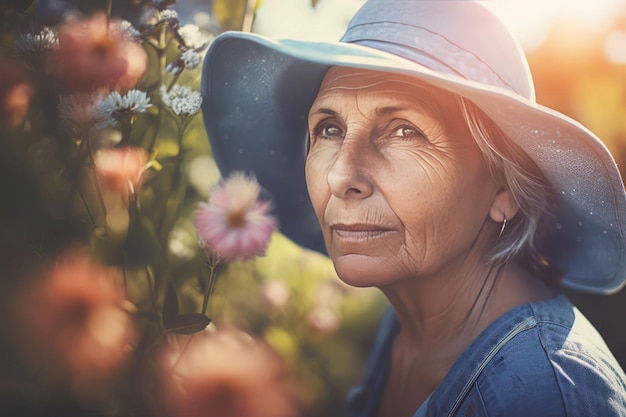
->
<box><xmin>473</xmin><ymin>294</ymin><xmax>626</xmax><ymax>417</ymax></box>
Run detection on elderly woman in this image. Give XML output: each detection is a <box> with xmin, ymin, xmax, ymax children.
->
<box><xmin>201</xmin><ymin>0</ymin><xmax>626</xmax><ymax>416</ymax></box>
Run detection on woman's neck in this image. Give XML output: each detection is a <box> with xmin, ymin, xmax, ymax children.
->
<box><xmin>382</xmin><ymin>257</ymin><xmax>554</xmax><ymax>350</ymax></box>
<box><xmin>375</xmin><ymin>259</ymin><xmax>556</xmax><ymax>417</ymax></box>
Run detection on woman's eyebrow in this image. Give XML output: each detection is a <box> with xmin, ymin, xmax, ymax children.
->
<box><xmin>375</xmin><ymin>106</ymin><xmax>407</xmax><ymax>116</ymax></box>
<box><xmin>311</xmin><ymin>106</ymin><xmax>409</xmax><ymax>117</ymax></box>
<box><xmin>310</xmin><ymin>108</ymin><xmax>338</xmax><ymax>117</ymax></box>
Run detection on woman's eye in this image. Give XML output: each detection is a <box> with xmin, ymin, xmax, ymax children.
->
<box><xmin>313</xmin><ymin>123</ymin><xmax>344</xmax><ymax>140</ymax></box>
<box><xmin>390</xmin><ymin>125</ymin><xmax>425</xmax><ymax>140</ymax></box>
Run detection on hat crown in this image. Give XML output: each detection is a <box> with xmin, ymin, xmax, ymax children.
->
<box><xmin>341</xmin><ymin>0</ymin><xmax>535</xmax><ymax>100</ymax></box>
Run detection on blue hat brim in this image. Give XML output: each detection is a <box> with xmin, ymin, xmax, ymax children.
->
<box><xmin>201</xmin><ymin>31</ymin><xmax>626</xmax><ymax>294</ymax></box>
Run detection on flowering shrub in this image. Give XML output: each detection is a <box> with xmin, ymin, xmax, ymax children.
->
<box><xmin>0</xmin><ymin>1</ymin><xmax>386</xmax><ymax>416</ymax></box>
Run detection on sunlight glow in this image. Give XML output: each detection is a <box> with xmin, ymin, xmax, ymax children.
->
<box><xmin>252</xmin><ymin>0</ymin><xmax>625</xmax><ymax>55</ymax></box>
<box><xmin>604</xmin><ymin>31</ymin><xmax>626</xmax><ymax>65</ymax></box>
<box><xmin>491</xmin><ymin>0</ymin><xmax>625</xmax><ymax>51</ymax></box>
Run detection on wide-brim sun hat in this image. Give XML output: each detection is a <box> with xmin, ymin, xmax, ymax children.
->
<box><xmin>201</xmin><ymin>0</ymin><xmax>626</xmax><ymax>294</ymax></box>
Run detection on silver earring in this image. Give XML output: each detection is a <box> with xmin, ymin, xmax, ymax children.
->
<box><xmin>497</xmin><ymin>217</ymin><xmax>507</xmax><ymax>241</ymax></box>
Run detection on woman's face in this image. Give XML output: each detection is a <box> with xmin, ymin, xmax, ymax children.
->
<box><xmin>305</xmin><ymin>67</ymin><xmax>501</xmax><ymax>287</ymax></box>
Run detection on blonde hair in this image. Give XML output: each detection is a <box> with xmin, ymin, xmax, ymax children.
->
<box><xmin>458</xmin><ymin>97</ymin><xmax>558</xmax><ymax>273</ymax></box>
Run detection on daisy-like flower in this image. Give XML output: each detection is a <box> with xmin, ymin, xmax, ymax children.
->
<box><xmin>101</xmin><ymin>89</ymin><xmax>152</xmax><ymax>116</ymax></box>
<box><xmin>160</xmin><ymin>329</ymin><xmax>299</xmax><ymax>417</ymax></box>
<box><xmin>160</xmin><ymin>84</ymin><xmax>202</xmax><ymax>116</ymax></box>
<box><xmin>58</xmin><ymin>93</ymin><xmax>114</xmax><ymax>132</ymax></box>
<box><xmin>195</xmin><ymin>172</ymin><xmax>278</xmax><ymax>261</ymax></box>
<box><xmin>13</xmin><ymin>27</ymin><xmax>59</xmax><ymax>58</ymax></box>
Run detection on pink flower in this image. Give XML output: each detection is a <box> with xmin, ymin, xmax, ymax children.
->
<box><xmin>260</xmin><ymin>279</ymin><xmax>290</xmax><ymax>311</ymax></box>
<box><xmin>195</xmin><ymin>172</ymin><xmax>278</xmax><ymax>261</ymax></box>
<box><xmin>306</xmin><ymin>306</ymin><xmax>341</xmax><ymax>336</ymax></box>
<box><xmin>0</xmin><ymin>58</ymin><xmax>32</xmax><ymax>128</ymax></box>
<box><xmin>94</xmin><ymin>146</ymin><xmax>149</xmax><ymax>197</ymax></box>
<box><xmin>55</xmin><ymin>13</ymin><xmax>147</xmax><ymax>93</ymax></box>
<box><xmin>160</xmin><ymin>329</ymin><xmax>300</xmax><ymax>417</ymax></box>
<box><xmin>14</xmin><ymin>250</ymin><xmax>135</xmax><ymax>390</ymax></box>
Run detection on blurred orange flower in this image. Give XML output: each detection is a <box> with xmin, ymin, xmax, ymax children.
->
<box><xmin>95</xmin><ymin>146</ymin><xmax>149</xmax><ymax>198</ymax></box>
<box><xmin>14</xmin><ymin>250</ymin><xmax>134</xmax><ymax>390</ymax></box>
<box><xmin>55</xmin><ymin>13</ymin><xmax>147</xmax><ymax>93</ymax></box>
<box><xmin>161</xmin><ymin>329</ymin><xmax>300</xmax><ymax>417</ymax></box>
<box><xmin>0</xmin><ymin>59</ymin><xmax>33</xmax><ymax>128</ymax></box>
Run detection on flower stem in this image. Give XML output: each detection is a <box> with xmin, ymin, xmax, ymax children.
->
<box><xmin>159</xmin><ymin>26</ymin><xmax>167</xmax><ymax>77</ymax></box>
<box><xmin>201</xmin><ymin>255</ymin><xmax>220</xmax><ymax>316</ymax></box>
<box><xmin>144</xmin><ymin>265</ymin><xmax>158</xmax><ymax>310</ymax></box>
<box><xmin>86</xmin><ymin>132</ymin><xmax>108</xmax><ymax>223</ymax></box>
<box><xmin>170</xmin><ymin>334</ymin><xmax>195</xmax><ymax>372</ymax></box>
<box><xmin>167</xmin><ymin>72</ymin><xmax>181</xmax><ymax>92</ymax></box>
<box><xmin>105</xmin><ymin>0</ymin><xmax>113</xmax><ymax>19</ymax></box>
<box><xmin>119</xmin><ymin>114</ymin><xmax>134</xmax><ymax>145</ymax></box>
<box><xmin>122</xmin><ymin>257</ymin><xmax>128</xmax><ymax>296</ymax></box>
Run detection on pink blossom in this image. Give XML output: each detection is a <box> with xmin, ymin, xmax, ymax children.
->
<box><xmin>260</xmin><ymin>280</ymin><xmax>290</xmax><ymax>311</ymax></box>
<box><xmin>94</xmin><ymin>146</ymin><xmax>149</xmax><ymax>197</ymax></box>
<box><xmin>306</xmin><ymin>306</ymin><xmax>341</xmax><ymax>336</ymax></box>
<box><xmin>195</xmin><ymin>172</ymin><xmax>278</xmax><ymax>261</ymax></box>
<box><xmin>55</xmin><ymin>13</ymin><xmax>147</xmax><ymax>93</ymax></box>
<box><xmin>0</xmin><ymin>58</ymin><xmax>32</xmax><ymax>128</ymax></box>
<box><xmin>14</xmin><ymin>250</ymin><xmax>135</xmax><ymax>390</ymax></box>
<box><xmin>160</xmin><ymin>329</ymin><xmax>300</xmax><ymax>417</ymax></box>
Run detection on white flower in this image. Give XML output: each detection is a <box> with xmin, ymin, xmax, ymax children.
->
<box><xmin>138</xmin><ymin>8</ymin><xmax>160</xmax><ymax>27</ymax></box>
<box><xmin>14</xmin><ymin>27</ymin><xmax>58</xmax><ymax>57</ymax></box>
<box><xmin>178</xmin><ymin>24</ymin><xmax>203</xmax><ymax>49</ymax></box>
<box><xmin>159</xmin><ymin>9</ymin><xmax>178</xmax><ymax>21</ymax></box>
<box><xmin>102</xmin><ymin>89</ymin><xmax>152</xmax><ymax>115</ymax></box>
<box><xmin>181</xmin><ymin>49</ymin><xmax>201</xmax><ymax>70</ymax></box>
<box><xmin>168</xmin><ymin>226</ymin><xmax>197</xmax><ymax>260</ymax></box>
<box><xmin>59</xmin><ymin>93</ymin><xmax>114</xmax><ymax>131</ymax></box>
<box><xmin>109</xmin><ymin>19</ymin><xmax>141</xmax><ymax>42</ymax></box>
<box><xmin>160</xmin><ymin>84</ymin><xmax>202</xmax><ymax>116</ymax></box>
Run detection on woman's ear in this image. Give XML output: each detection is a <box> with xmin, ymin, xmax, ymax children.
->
<box><xmin>489</xmin><ymin>186</ymin><xmax>519</xmax><ymax>222</ymax></box>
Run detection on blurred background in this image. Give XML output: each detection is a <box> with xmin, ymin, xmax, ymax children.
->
<box><xmin>1</xmin><ymin>1</ymin><xmax>625</xmax><ymax>416</ymax></box>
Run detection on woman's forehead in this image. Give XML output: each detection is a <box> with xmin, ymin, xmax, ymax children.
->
<box><xmin>314</xmin><ymin>66</ymin><xmax>454</xmax><ymax>117</ymax></box>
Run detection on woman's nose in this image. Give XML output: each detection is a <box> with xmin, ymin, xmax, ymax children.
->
<box><xmin>327</xmin><ymin>141</ymin><xmax>374</xmax><ymax>199</ymax></box>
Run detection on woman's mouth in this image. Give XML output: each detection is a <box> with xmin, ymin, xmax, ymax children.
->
<box><xmin>330</xmin><ymin>223</ymin><xmax>394</xmax><ymax>240</ymax></box>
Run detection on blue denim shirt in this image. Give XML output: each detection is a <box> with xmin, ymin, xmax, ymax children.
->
<box><xmin>347</xmin><ymin>294</ymin><xmax>626</xmax><ymax>417</ymax></box>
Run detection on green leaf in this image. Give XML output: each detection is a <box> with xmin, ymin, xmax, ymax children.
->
<box><xmin>164</xmin><ymin>313</ymin><xmax>211</xmax><ymax>335</ymax></box>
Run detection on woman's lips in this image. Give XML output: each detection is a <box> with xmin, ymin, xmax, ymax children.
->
<box><xmin>330</xmin><ymin>223</ymin><xmax>394</xmax><ymax>240</ymax></box>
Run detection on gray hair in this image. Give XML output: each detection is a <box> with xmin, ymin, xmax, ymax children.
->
<box><xmin>458</xmin><ymin>97</ymin><xmax>558</xmax><ymax>271</ymax></box>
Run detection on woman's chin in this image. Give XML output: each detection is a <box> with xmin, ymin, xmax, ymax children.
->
<box><xmin>332</xmin><ymin>253</ymin><xmax>393</xmax><ymax>288</ymax></box>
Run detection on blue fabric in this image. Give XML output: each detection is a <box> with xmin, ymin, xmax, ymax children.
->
<box><xmin>347</xmin><ymin>294</ymin><xmax>626</xmax><ymax>417</ymax></box>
